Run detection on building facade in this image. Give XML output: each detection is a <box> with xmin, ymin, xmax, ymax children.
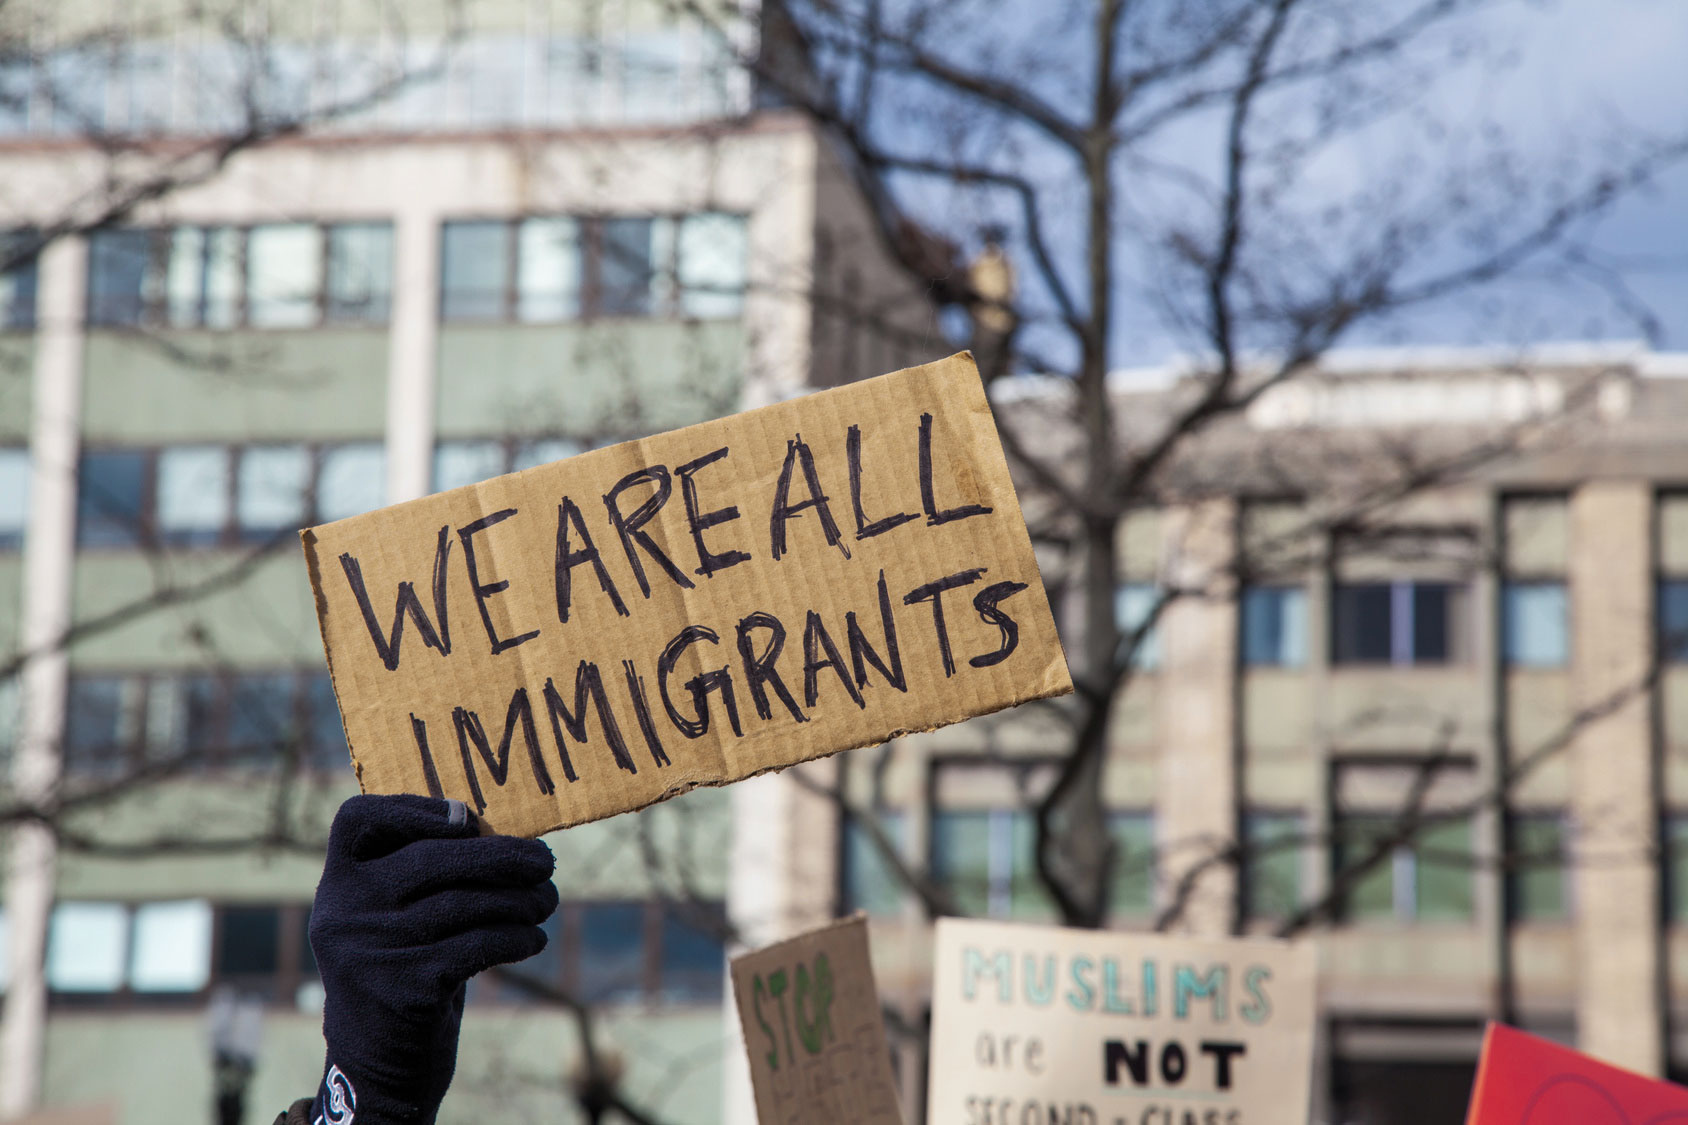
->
<box><xmin>0</xmin><ymin>1</ymin><xmax>933</xmax><ymax>1121</ymax></box>
<box><xmin>829</xmin><ymin>347</ymin><xmax>1688</xmax><ymax>1124</ymax></box>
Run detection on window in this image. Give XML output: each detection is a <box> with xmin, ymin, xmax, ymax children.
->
<box><xmin>46</xmin><ymin>903</ymin><xmax>130</xmax><ymax>993</ymax></box>
<box><xmin>841</xmin><ymin>811</ymin><xmax>906</xmax><ymax>917</ymax></box>
<box><xmin>237</xmin><ymin>445</ymin><xmax>311</xmax><ymax>541</ymax></box>
<box><xmin>432</xmin><ymin>440</ymin><xmax>507</xmax><ymax>493</ymax></box>
<box><xmin>0</xmin><ymin>448</ymin><xmax>27</xmax><ymax>549</ymax></box>
<box><xmin>1502</xmin><ymin>582</ymin><xmax>1568</xmax><ymax>667</ymax></box>
<box><xmin>77</xmin><ymin>442</ymin><xmax>382</xmax><ymax>549</ymax></box>
<box><xmin>1115</xmin><ymin>583</ymin><xmax>1162</xmax><ymax>670</ymax></box>
<box><xmin>1332</xmin><ymin>582</ymin><xmax>1464</xmax><ymax>666</ymax></box>
<box><xmin>1336</xmin><ymin>814</ymin><xmax>1473</xmax><ymax>924</ymax></box>
<box><xmin>315</xmin><ymin>443</ymin><xmax>386</xmax><ymax>522</ymax></box>
<box><xmin>676</xmin><ymin>212</ymin><xmax>748</xmax><ymax>319</ymax></box>
<box><xmin>516</xmin><ymin>217</ymin><xmax>581</xmax><ymax>322</ymax></box>
<box><xmin>932</xmin><ymin>808</ymin><xmax>1048</xmax><ymax>919</ymax></box>
<box><xmin>76</xmin><ymin>450</ymin><xmax>149</xmax><ymax>547</ymax></box>
<box><xmin>209</xmin><ymin>903</ymin><xmax>314</xmax><ymax>1005</ymax></box>
<box><xmin>1666</xmin><ymin>814</ymin><xmax>1688</xmax><ymax>924</ymax></box>
<box><xmin>1507</xmin><ymin>812</ymin><xmax>1569</xmax><ymax>923</ymax></box>
<box><xmin>657</xmin><ymin>903</ymin><xmax>726</xmax><ymax>1004</ymax></box>
<box><xmin>1109</xmin><ymin>811</ymin><xmax>1155</xmax><ymax>918</ymax></box>
<box><xmin>246</xmin><ymin>224</ymin><xmax>323</xmax><ymax>328</ymax></box>
<box><xmin>579</xmin><ymin>902</ymin><xmax>647</xmax><ymax>1004</ymax></box>
<box><xmin>1242</xmin><ymin>586</ymin><xmax>1308</xmax><ymax>667</ymax></box>
<box><xmin>440</xmin><ymin>213</ymin><xmax>746</xmax><ymax>323</ymax></box>
<box><xmin>1662</xmin><ymin>581</ymin><xmax>1688</xmax><ymax>664</ymax></box>
<box><xmin>488</xmin><ymin>899</ymin><xmax>726</xmax><ymax>1008</ymax></box>
<box><xmin>156</xmin><ymin>446</ymin><xmax>231</xmax><ymax>546</ymax></box>
<box><xmin>1244</xmin><ymin>811</ymin><xmax>1304</xmax><ymax>921</ymax></box>
<box><xmin>326</xmin><ymin>223</ymin><xmax>394</xmax><ymax>323</ymax></box>
<box><xmin>64</xmin><ymin>670</ymin><xmax>348</xmax><ymax>775</ymax></box>
<box><xmin>129</xmin><ymin>901</ymin><xmax>213</xmax><ymax>993</ymax></box>
<box><xmin>87</xmin><ymin>223</ymin><xmax>391</xmax><ymax>328</ymax></box>
<box><xmin>1</xmin><ymin>229</ymin><xmax>39</xmax><ymax>329</ymax></box>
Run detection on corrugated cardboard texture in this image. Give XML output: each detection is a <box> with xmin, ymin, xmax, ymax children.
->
<box><xmin>927</xmin><ymin>918</ymin><xmax>1316</xmax><ymax>1125</ymax></box>
<box><xmin>301</xmin><ymin>353</ymin><xmax>1072</xmax><ymax>837</ymax></box>
<box><xmin>730</xmin><ymin>915</ymin><xmax>903</xmax><ymax>1124</ymax></box>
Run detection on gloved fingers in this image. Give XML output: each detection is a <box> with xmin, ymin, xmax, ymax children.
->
<box><xmin>368</xmin><ymin>834</ymin><xmax>555</xmax><ymax>898</ymax></box>
<box><xmin>329</xmin><ymin>794</ymin><xmax>479</xmax><ymax>864</ymax></box>
<box><xmin>396</xmin><ymin>880</ymin><xmax>560</xmax><ymax>944</ymax></box>
<box><xmin>434</xmin><ymin>921</ymin><xmax>552</xmax><ymax>980</ymax></box>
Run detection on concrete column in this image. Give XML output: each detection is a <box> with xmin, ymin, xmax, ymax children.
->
<box><xmin>0</xmin><ymin>236</ymin><xmax>87</xmax><ymax>1120</ymax></box>
<box><xmin>385</xmin><ymin>206</ymin><xmax>441</xmax><ymax>504</ymax></box>
<box><xmin>1568</xmin><ymin>481</ymin><xmax>1662</xmax><ymax>1073</ymax></box>
<box><xmin>1157</xmin><ymin>499</ymin><xmax>1240</xmax><ymax>936</ymax></box>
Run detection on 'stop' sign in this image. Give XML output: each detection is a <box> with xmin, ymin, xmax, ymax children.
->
<box><xmin>927</xmin><ymin>918</ymin><xmax>1317</xmax><ymax>1125</ymax></box>
<box><xmin>301</xmin><ymin>353</ymin><xmax>1072</xmax><ymax>837</ymax></box>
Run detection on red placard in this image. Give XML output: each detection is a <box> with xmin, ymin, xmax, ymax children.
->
<box><xmin>1466</xmin><ymin>1023</ymin><xmax>1688</xmax><ymax>1124</ymax></box>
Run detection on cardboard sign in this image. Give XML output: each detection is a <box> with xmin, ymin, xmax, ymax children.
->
<box><xmin>301</xmin><ymin>353</ymin><xmax>1071</xmax><ymax>836</ymax></box>
<box><xmin>1465</xmin><ymin>1023</ymin><xmax>1688</xmax><ymax>1123</ymax></box>
<box><xmin>927</xmin><ymin>918</ymin><xmax>1317</xmax><ymax>1125</ymax></box>
<box><xmin>730</xmin><ymin>915</ymin><xmax>903</xmax><ymax>1124</ymax></box>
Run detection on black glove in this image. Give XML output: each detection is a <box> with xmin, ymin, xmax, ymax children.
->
<box><xmin>306</xmin><ymin>794</ymin><xmax>559</xmax><ymax>1124</ymax></box>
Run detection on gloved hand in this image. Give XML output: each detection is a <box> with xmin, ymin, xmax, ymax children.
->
<box><xmin>306</xmin><ymin>794</ymin><xmax>559</xmax><ymax>1124</ymax></box>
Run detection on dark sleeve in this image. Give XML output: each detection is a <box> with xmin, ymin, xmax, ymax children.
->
<box><xmin>274</xmin><ymin>1098</ymin><xmax>313</xmax><ymax>1125</ymax></box>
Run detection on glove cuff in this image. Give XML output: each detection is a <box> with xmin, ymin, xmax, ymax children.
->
<box><xmin>310</xmin><ymin>1057</ymin><xmax>442</xmax><ymax>1125</ymax></box>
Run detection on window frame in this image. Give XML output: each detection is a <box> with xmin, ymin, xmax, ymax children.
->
<box><xmin>437</xmin><ymin>211</ymin><xmax>748</xmax><ymax>325</ymax></box>
<box><xmin>1330</xmin><ymin>580</ymin><xmax>1467</xmax><ymax>667</ymax></box>
<box><xmin>85</xmin><ymin>222</ymin><xmax>392</xmax><ymax>330</ymax></box>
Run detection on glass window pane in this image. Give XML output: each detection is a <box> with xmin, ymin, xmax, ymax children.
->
<box><xmin>578</xmin><ymin>902</ymin><xmax>646</xmax><ymax>1004</ymax></box>
<box><xmin>1245</xmin><ymin>812</ymin><xmax>1302</xmax><ymax>920</ymax></box>
<box><xmin>247</xmin><ymin>224</ymin><xmax>322</xmax><ymax>328</ymax></box>
<box><xmin>441</xmin><ymin>221</ymin><xmax>509</xmax><ymax>321</ymax></box>
<box><xmin>843</xmin><ymin>812</ymin><xmax>905</xmax><ymax>917</ymax></box>
<box><xmin>237</xmin><ymin>445</ymin><xmax>311</xmax><ymax>539</ymax></box>
<box><xmin>63</xmin><ymin>676</ymin><xmax>135</xmax><ymax>776</ymax></box>
<box><xmin>513</xmin><ymin>438</ymin><xmax>584</xmax><ymax>472</ymax></box>
<box><xmin>130</xmin><ymin>900</ymin><xmax>213</xmax><ymax>992</ymax></box>
<box><xmin>305</xmin><ymin>674</ymin><xmax>347</xmax><ymax>772</ymax></box>
<box><xmin>1108</xmin><ymin>811</ymin><xmax>1155</xmax><ymax>917</ymax></box>
<box><xmin>1412</xmin><ymin>583</ymin><xmax>1452</xmax><ymax>664</ymax></box>
<box><xmin>1503</xmin><ymin>582</ymin><xmax>1568</xmax><ymax>667</ymax></box>
<box><xmin>516</xmin><ymin>217</ymin><xmax>580</xmax><ymax>322</ymax></box>
<box><xmin>677</xmin><ymin>213</ymin><xmax>747</xmax><ymax>318</ymax></box>
<box><xmin>326</xmin><ymin>223</ymin><xmax>393</xmax><ymax>324</ymax></box>
<box><xmin>1115</xmin><ymin>583</ymin><xmax>1161</xmax><ymax>670</ymax></box>
<box><xmin>227</xmin><ymin>673</ymin><xmax>296</xmax><ymax>768</ymax></box>
<box><xmin>1338</xmin><ymin>817</ymin><xmax>1396</xmax><ymax>921</ymax></box>
<box><xmin>217</xmin><ymin>905</ymin><xmax>280</xmax><ymax>978</ymax></box>
<box><xmin>156</xmin><ymin>446</ymin><xmax>230</xmax><ymax>544</ymax></box>
<box><xmin>1660</xmin><ymin>582</ymin><xmax>1688</xmax><ymax>663</ymax></box>
<box><xmin>1008</xmin><ymin>812</ymin><xmax>1053</xmax><ymax>918</ymax></box>
<box><xmin>183</xmin><ymin>674</ymin><xmax>222</xmax><ymax>760</ymax></box>
<box><xmin>47</xmin><ymin>902</ymin><xmax>129</xmax><ymax>992</ymax></box>
<box><xmin>77</xmin><ymin>450</ymin><xmax>148</xmax><ymax>547</ymax></box>
<box><xmin>431</xmin><ymin>440</ymin><xmax>506</xmax><ymax>493</ymax></box>
<box><xmin>87</xmin><ymin>228</ymin><xmax>153</xmax><ymax>326</ymax></box>
<box><xmin>1416</xmin><ymin>819</ymin><xmax>1473</xmax><ymax>922</ymax></box>
<box><xmin>932</xmin><ymin>810</ymin><xmax>992</xmax><ymax>917</ymax></box>
<box><xmin>599</xmin><ymin>217</ymin><xmax>656</xmax><ymax>316</ymax></box>
<box><xmin>1</xmin><ymin>230</ymin><xmax>41</xmax><ymax>329</ymax></box>
<box><xmin>1242</xmin><ymin>587</ymin><xmax>1307</xmax><ymax>667</ymax></box>
<box><xmin>0</xmin><ymin>448</ymin><xmax>28</xmax><ymax>547</ymax></box>
<box><xmin>316</xmin><ymin>443</ymin><xmax>385</xmax><ymax>522</ymax></box>
<box><xmin>164</xmin><ymin>226</ymin><xmax>205</xmax><ymax>327</ymax></box>
<box><xmin>1333</xmin><ymin>584</ymin><xmax>1391</xmax><ymax>664</ymax></box>
<box><xmin>203</xmin><ymin>227</ymin><xmax>241</xmax><ymax>330</ymax></box>
<box><xmin>1509</xmin><ymin>814</ymin><xmax>1567</xmax><ymax>922</ymax></box>
<box><xmin>656</xmin><ymin>904</ymin><xmax>724</xmax><ymax>1004</ymax></box>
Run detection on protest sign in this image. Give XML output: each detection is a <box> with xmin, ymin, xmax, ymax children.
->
<box><xmin>1465</xmin><ymin>1022</ymin><xmax>1688</xmax><ymax>1123</ymax></box>
<box><xmin>730</xmin><ymin>914</ymin><xmax>903</xmax><ymax>1124</ymax></box>
<box><xmin>301</xmin><ymin>352</ymin><xmax>1071</xmax><ymax>837</ymax></box>
<box><xmin>927</xmin><ymin>917</ymin><xmax>1316</xmax><ymax>1125</ymax></box>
